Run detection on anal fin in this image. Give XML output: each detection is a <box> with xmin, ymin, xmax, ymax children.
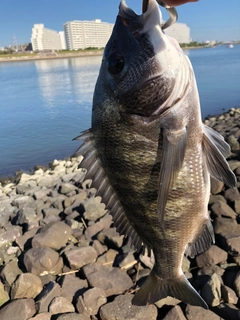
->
<box><xmin>185</xmin><ymin>219</ymin><xmax>215</xmax><ymax>258</ymax></box>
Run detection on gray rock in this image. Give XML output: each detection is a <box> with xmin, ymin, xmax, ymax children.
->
<box><xmin>97</xmin><ymin>228</ymin><xmax>124</xmax><ymax>250</ymax></box>
<box><xmin>0</xmin><ymin>259</ymin><xmax>23</xmax><ymax>286</ymax></box>
<box><xmin>32</xmin><ymin>221</ymin><xmax>72</xmax><ymax>250</ymax></box>
<box><xmin>235</xmin><ymin>199</ymin><xmax>240</xmax><ymax>214</ymax></box>
<box><xmin>224</xmin><ymin>188</ymin><xmax>240</xmax><ymax>202</ymax></box>
<box><xmin>209</xmin><ymin>194</ymin><xmax>227</xmax><ymax>205</ymax></box>
<box><xmin>210</xmin><ymin>177</ymin><xmax>224</xmax><ymax>195</ymax></box>
<box><xmin>0</xmin><ymin>281</ymin><xmax>9</xmax><ymax>307</ymax></box>
<box><xmin>48</xmin><ymin>296</ymin><xmax>75</xmax><ymax>314</ymax></box>
<box><xmin>213</xmin><ymin>217</ymin><xmax>240</xmax><ymax>235</ymax></box>
<box><xmin>185</xmin><ymin>304</ymin><xmax>222</xmax><ymax>320</ymax></box>
<box><xmin>76</xmin><ymin>287</ymin><xmax>107</xmax><ymax>316</ymax></box>
<box><xmin>60</xmin><ymin>183</ymin><xmax>77</xmax><ymax>195</ymax></box>
<box><xmin>35</xmin><ymin>281</ymin><xmax>61</xmax><ymax>313</ymax></box>
<box><xmin>213</xmin><ymin>303</ymin><xmax>240</xmax><ymax>320</ymax></box>
<box><xmin>0</xmin><ymin>298</ymin><xmax>36</xmax><ymax>320</ymax></box>
<box><xmin>11</xmin><ymin>195</ymin><xmax>34</xmax><ymax>208</ymax></box>
<box><xmin>0</xmin><ymin>227</ymin><xmax>22</xmax><ymax>249</ymax></box>
<box><xmin>10</xmin><ymin>273</ymin><xmax>43</xmax><ymax>299</ymax></box>
<box><xmin>227</xmin><ymin>134</ymin><xmax>239</xmax><ymax>151</ymax></box>
<box><xmin>196</xmin><ymin>245</ymin><xmax>228</xmax><ymax>268</ymax></box>
<box><xmin>211</xmin><ymin>201</ymin><xmax>236</xmax><ymax>218</ymax></box>
<box><xmin>64</xmin><ymin>246</ymin><xmax>97</xmax><ymax>270</ymax></box>
<box><xmin>16</xmin><ymin>181</ymin><xmax>37</xmax><ymax>194</ymax></box>
<box><xmin>100</xmin><ymin>294</ymin><xmax>157</xmax><ymax>320</ymax></box>
<box><xmin>84</xmin><ymin>214</ymin><xmax>112</xmax><ymax>240</ymax></box>
<box><xmin>83</xmin><ymin>263</ymin><xmax>133</xmax><ymax>297</ymax></box>
<box><xmin>97</xmin><ymin>249</ymin><xmax>118</xmax><ymax>266</ymax></box>
<box><xmin>197</xmin><ymin>265</ymin><xmax>225</xmax><ymax>277</ymax></box>
<box><xmin>218</xmin><ymin>233</ymin><xmax>240</xmax><ymax>256</ymax></box>
<box><xmin>59</xmin><ymin>274</ymin><xmax>88</xmax><ymax>302</ymax></box>
<box><xmin>42</xmin><ymin>208</ymin><xmax>60</xmax><ymax>217</ymax></box>
<box><xmin>55</xmin><ymin>313</ymin><xmax>90</xmax><ymax>320</ymax></box>
<box><xmin>155</xmin><ymin>296</ymin><xmax>181</xmax><ymax>308</ymax></box>
<box><xmin>92</xmin><ymin>240</ymin><xmax>107</xmax><ymax>256</ymax></box>
<box><xmin>15</xmin><ymin>226</ymin><xmax>39</xmax><ymax>250</ymax></box>
<box><xmin>24</xmin><ymin>247</ymin><xmax>63</xmax><ymax>276</ymax></box>
<box><xmin>234</xmin><ymin>271</ymin><xmax>240</xmax><ymax>298</ymax></box>
<box><xmin>201</xmin><ymin>273</ymin><xmax>222</xmax><ymax>307</ymax></box>
<box><xmin>16</xmin><ymin>207</ymin><xmax>38</xmax><ymax>225</ymax></box>
<box><xmin>163</xmin><ymin>305</ymin><xmax>187</xmax><ymax>320</ymax></box>
<box><xmin>83</xmin><ymin>197</ymin><xmax>106</xmax><ymax>221</ymax></box>
<box><xmin>28</xmin><ymin>313</ymin><xmax>52</xmax><ymax>320</ymax></box>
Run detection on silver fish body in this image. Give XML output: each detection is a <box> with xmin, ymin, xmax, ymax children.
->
<box><xmin>75</xmin><ymin>0</ymin><xmax>236</xmax><ymax>308</ymax></box>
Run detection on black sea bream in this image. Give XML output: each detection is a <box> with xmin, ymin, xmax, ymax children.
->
<box><xmin>75</xmin><ymin>0</ymin><xmax>236</xmax><ymax>308</ymax></box>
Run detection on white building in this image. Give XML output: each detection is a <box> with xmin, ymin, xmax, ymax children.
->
<box><xmin>31</xmin><ymin>24</ymin><xmax>63</xmax><ymax>51</ymax></box>
<box><xmin>164</xmin><ymin>22</ymin><xmax>191</xmax><ymax>44</ymax></box>
<box><xmin>64</xmin><ymin>19</ymin><xmax>113</xmax><ymax>50</ymax></box>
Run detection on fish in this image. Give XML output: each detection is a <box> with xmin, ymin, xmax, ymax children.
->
<box><xmin>74</xmin><ymin>0</ymin><xmax>236</xmax><ymax>308</ymax></box>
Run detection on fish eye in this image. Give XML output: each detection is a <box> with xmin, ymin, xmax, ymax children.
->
<box><xmin>107</xmin><ymin>52</ymin><xmax>124</xmax><ymax>75</ymax></box>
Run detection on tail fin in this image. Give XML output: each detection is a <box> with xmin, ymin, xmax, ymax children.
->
<box><xmin>132</xmin><ymin>270</ymin><xmax>208</xmax><ymax>309</ymax></box>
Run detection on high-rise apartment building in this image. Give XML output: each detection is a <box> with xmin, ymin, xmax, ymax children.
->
<box><xmin>164</xmin><ymin>22</ymin><xmax>191</xmax><ymax>44</ymax></box>
<box><xmin>31</xmin><ymin>24</ymin><xmax>64</xmax><ymax>51</ymax></box>
<box><xmin>64</xmin><ymin>19</ymin><xmax>113</xmax><ymax>50</ymax></box>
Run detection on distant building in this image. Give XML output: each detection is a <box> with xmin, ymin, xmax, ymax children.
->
<box><xmin>64</xmin><ymin>19</ymin><xmax>113</xmax><ymax>50</ymax></box>
<box><xmin>164</xmin><ymin>22</ymin><xmax>191</xmax><ymax>44</ymax></box>
<box><xmin>31</xmin><ymin>24</ymin><xmax>63</xmax><ymax>51</ymax></box>
<box><xmin>59</xmin><ymin>31</ymin><xmax>67</xmax><ymax>50</ymax></box>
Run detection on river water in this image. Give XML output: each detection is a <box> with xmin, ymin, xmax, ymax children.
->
<box><xmin>0</xmin><ymin>45</ymin><xmax>239</xmax><ymax>176</ymax></box>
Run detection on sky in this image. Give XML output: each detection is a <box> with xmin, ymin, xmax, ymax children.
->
<box><xmin>0</xmin><ymin>0</ymin><xmax>239</xmax><ymax>47</ymax></box>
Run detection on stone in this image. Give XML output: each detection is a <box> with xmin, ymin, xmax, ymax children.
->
<box><xmin>197</xmin><ymin>265</ymin><xmax>225</xmax><ymax>277</ymax></box>
<box><xmin>28</xmin><ymin>313</ymin><xmax>52</xmax><ymax>320</ymax></box>
<box><xmin>213</xmin><ymin>303</ymin><xmax>240</xmax><ymax>320</ymax></box>
<box><xmin>83</xmin><ymin>196</ymin><xmax>106</xmax><ymax>221</ymax></box>
<box><xmin>64</xmin><ymin>246</ymin><xmax>97</xmax><ymax>270</ymax></box>
<box><xmin>24</xmin><ymin>247</ymin><xmax>63</xmax><ymax>276</ymax></box>
<box><xmin>0</xmin><ymin>298</ymin><xmax>36</xmax><ymax>320</ymax></box>
<box><xmin>224</xmin><ymin>188</ymin><xmax>240</xmax><ymax>202</ymax></box>
<box><xmin>48</xmin><ymin>296</ymin><xmax>75</xmax><ymax>314</ymax></box>
<box><xmin>0</xmin><ymin>281</ymin><xmax>9</xmax><ymax>307</ymax></box>
<box><xmin>76</xmin><ymin>287</ymin><xmax>107</xmax><ymax>316</ymax></box>
<box><xmin>99</xmin><ymin>294</ymin><xmax>157</xmax><ymax>320</ymax></box>
<box><xmin>1</xmin><ymin>258</ymin><xmax>23</xmax><ymax>286</ymax></box>
<box><xmin>60</xmin><ymin>183</ymin><xmax>77</xmax><ymax>195</ymax></box>
<box><xmin>35</xmin><ymin>282</ymin><xmax>61</xmax><ymax>313</ymax></box>
<box><xmin>54</xmin><ymin>313</ymin><xmax>90</xmax><ymax>320</ymax></box>
<box><xmin>97</xmin><ymin>249</ymin><xmax>118</xmax><ymax>266</ymax></box>
<box><xmin>235</xmin><ymin>199</ymin><xmax>240</xmax><ymax>214</ymax></box>
<box><xmin>234</xmin><ymin>271</ymin><xmax>240</xmax><ymax>298</ymax></box>
<box><xmin>83</xmin><ymin>263</ymin><xmax>133</xmax><ymax>297</ymax></box>
<box><xmin>155</xmin><ymin>296</ymin><xmax>181</xmax><ymax>309</ymax></box>
<box><xmin>15</xmin><ymin>226</ymin><xmax>39</xmax><ymax>250</ymax></box>
<box><xmin>196</xmin><ymin>245</ymin><xmax>228</xmax><ymax>268</ymax></box>
<box><xmin>211</xmin><ymin>201</ymin><xmax>236</xmax><ymax>218</ymax></box>
<box><xmin>84</xmin><ymin>214</ymin><xmax>112</xmax><ymax>240</ymax></box>
<box><xmin>218</xmin><ymin>233</ymin><xmax>240</xmax><ymax>256</ymax></box>
<box><xmin>163</xmin><ymin>305</ymin><xmax>187</xmax><ymax>320</ymax></box>
<box><xmin>221</xmin><ymin>284</ymin><xmax>238</xmax><ymax>304</ymax></box>
<box><xmin>227</xmin><ymin>134</ymin><xmax>239</xmax><ymax>151</ymax></box>
<box><xmin>97</xmin><ymin>228</ymin><xmax>124</xmax><ymax>250</ymax></box>
<box><xmin>11</xmin><ymin>195</ymin><xmax>34</xmax><ymax>208</ymax></box>
<box><xmin>92</xmin><ymin>240</ymin><xmax>107</xmax><ymax>256</ymax></box>
<box><xmin>32</xmin><ymin>221</ymin><xmax>72</xmax><ymax>250</ymax></box>
<box><xmin>210</xmin><ymin>177</ymin><xmax>224</xmax><ymax>195</ymax></box>
<box><xmin>15</xmin><ymin>207</ymin><xmax>38</xmax><ymax>225</ymax></box>
<box><xmin>10</xmin><ymin>273</ymin><xmax>43</xmax><ymax>299</ymax></box>
<box><xmin>209</xmin><ymin>194</ymin><xmax>227</xmax><ymax>205</ymax></box>
<box><xmin>213</xmin><ymin>217</ymin><xmax>240</xmax><ymax>235</ymax></box>
<box><xmin>185</xmin><ymin>304</ymin><xmax>222</xmax><ymax>320</ymax></box>
<box><xmin>201</xmin><ymin>273</ymin><xmax>222</xmax><ymax>307</ymax></box>
<box><xmin>0</xmin><ymin>228</ymin><xmax>22</xmax><ymax>249</ymax></box>
<box><xmin>59</xmin><ymin>274</ymin><xmax>88</xmax><ymax>302</ymax></box>
<box><xmin>42</xmin><ymin>208</ymin><xmax>60</xmax><ymax>217</ymax></box>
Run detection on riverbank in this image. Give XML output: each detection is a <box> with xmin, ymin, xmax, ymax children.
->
<box><xmin>0</xmin><ymin>108</ymin><xmax>239</xmax><ymax>319</ymax></box>
<box><xmin>0</xmin><ymin>46</ymin><xmax>205</xmax><ymax>63</ymax></box>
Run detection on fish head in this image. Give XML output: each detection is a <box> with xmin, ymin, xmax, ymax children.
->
<box><xmin>93</xmin><ymin>0</ymin><xmax>193</xmax><ymax>121</ymax></box>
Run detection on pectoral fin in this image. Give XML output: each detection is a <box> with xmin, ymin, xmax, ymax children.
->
<box><xmin>157</xmin><ymin>127</ymin><xmax>187</xmax><ymax>223</ymax></box>
<box><xmin>202</xmin><ymin>125</ymin><xmax>236</xmax><ymax>187</ymax></box>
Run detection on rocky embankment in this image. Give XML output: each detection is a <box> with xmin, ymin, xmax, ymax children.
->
<box><xmin>0</xmin><ymin>108</ymin><xmax>240</xmax><ymax>320</ymax></box>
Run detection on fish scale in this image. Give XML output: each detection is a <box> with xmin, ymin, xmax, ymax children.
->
<box><xmin>74</xmin><ymin>0</ymin><xmax>236</xmax><ymax>308</ymax></box>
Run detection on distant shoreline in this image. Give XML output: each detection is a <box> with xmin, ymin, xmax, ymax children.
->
<box><xmin>0</xmin><ymin>46</ymin><xmax>204</xmax><ymax>63</ymax></box>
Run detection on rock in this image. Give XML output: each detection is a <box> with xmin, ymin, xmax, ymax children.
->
<box><xmin>11</xmin><ymin>195</ymin><xmax>34</xmax><ymax>208</ymax></box>
<box><xmin>197</xmin><ymin>265</ymin><xmax>225</xmax><ymax>277</ymax></box>
<box><xmin>76</xmin><ymin>287</ymin><xmax>107</xmax><ymax>316</ymax></box>
<box><xmin>97</xmin><ymin>249</ymin><xmax>118</xmax><ymax>266</ymax></box>
<box><xmin>15</xmin><ymin>207</ymin><xmax>38</xmax><ymax>225</ymax></box>
<box><xmin>211</xmin><ymin>201</ymin><xmax>236</xmax><ymax>218</ymax></box>
<box><xmin>54</xmin><ymin>313</ymin><xmax>90</xmax><ymax>320</ymax></box>
<box><xmin>92</xmin><ymin>240</ymin><xmax>107</xmax><ymax>256</ymax></box>
<box><xmin>10</xmin><ymin>273</ymin><xmax>43</xmax><ymax>299</ymax></box>
<box><xmin>99</xmin><ymin>294</ymin><xmax>158</xmax><ymax>320</ymax></box>
<box><xmin>185</xmin><ymin>304</ymin><xmax>222</xmax><ymax>320</ymax></box>
<box><xmin>0</xmin><ymin>281</ymin><xmax>9</xmax><ymax>307</ymax></box>
<box><xmin>64</xmin><ymin>246</ymin><xmax>97</xmax><ymax>270</ymax></box>
<box><xmin>48</xmin><ymin>296</ymin><xmax>75</xmax><ymax>314</ymax></box>
<box><xmin>201</xmin><ymin>273</ymin><xmax>222</xmax><ymax>307</ymax></box>
<box><xmin>15</xmin><ymin>226</ymin><xmax>39</xmax><ymax>251</ymax></box>
<box><xmin>163</xmin><ymin>305</ymin><xmax>187</xmax><ymax>320</ymax></box>
<box><xmin>209</xmin><ymin>194</ymin><xmax>227</xmax><ymax>205</ymax></box>
<box><xmin>28</xmin><ymin>313</ymin><xmax>52</xmax><ymax>320</ymax></box>
<box><xmin>35</xmin><ymin>282</ymin><xmax>61</xmax><ymax>313</ymax></box>
<box><xmin>233</xmin><ymin>271</ymin><xmax>240</xmax><ymax>298</ymax></box>
<box><xmin>213</xmin><ymin>303</ymin><xmax>240</xmax><ymax>320</ymax></box>
<box><xmin>196</xmin><ymin>245</ymin><xmax>228</xmax><ymax>268</ymax></box>
<box><xmin>97</xmin><ymin>228</ymin><xmax>124</xmax><ymax>250</ymax></box>
<box><xmin>0</xmin><ymin>259</ymin><xmax>23</xmax><ymax>286</ymax></box>
<box><xmin>235</xmin><ymin>199</ymin><xmax>240</xmax><ymax>214</ymax></box>
<box><xmin>32</xmin><ymin>221</ymin><xmax>72</xmax><ymax>250</ymax></box>
<box><xmin>0</xmin><ymin>227</ymin><xmax>22</xmax><ymax>249</ymax></box>
<box><xmin>59</xmin><ymin>274</ymin><xmax>88</xmax><ymax>302</ymax></box>
<box><xmin>221</xmin><ymin>284</ymin><xmax>238</xmax><ymax>304</ymax></box>
<box><xmin>210</xmin><ymin>177</ymin><xmax>224</xmax><ymax>195</ymax></box>
<box><xmin>83</xmin><ymin>197</ymin><xmax>106</xmax><ymax>221</ymax></box>
<box><xmin>224</xmin><ymin>188</ymin><xmax>240</xmax><ymax>202</ymax></box>
<box><xmin>84</xmin><ymin>215</ymin><xmax>112</xmax><ymax>240</ymax></box>
<box><xmin>213</xmin><ymin>217</ymin><xmax>240</xmax><ymax>235</ymax></box>
<box><xmin>59</xmin><ymin>183</ymin><xmax>77</xmax><ymax>195</ymax></box>
<box><xmin>218</xmin><ymin>233</ymin><xmax>240</xmax><ymax>256</ymax></box>
<box><xmin>0</xmin><ymin>298</ymin><xmax>36</xmax><ymax>320</ymax></box>
<box><xmin>227</xmin><ymin>134</ymin><xmax>239</xmax><ymax>151</ymax></box>
<box><xmin>155</xmin><ymin>296</ymin><xmax>181</xmax><ymax>309</ymax></box>
<box><xmin>83</xmin><ymin>263</ymin><xmax>133</xmax><ymax>297</ymax></box>
<box><xmin>24</xmin><ymin>247</ymin><xmax>63</xmax><ymax>276</ymax></box>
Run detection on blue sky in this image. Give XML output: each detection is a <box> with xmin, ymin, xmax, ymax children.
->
<box><xmin>0</xmin><ymin>0</ymin><xmax>239</xmax><ymax>47</ymax></box>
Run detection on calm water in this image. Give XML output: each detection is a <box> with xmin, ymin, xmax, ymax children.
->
<box><xmin>0</xmin><ymin>45</ymin><xmax>240</xmax><ymax>177</ymax></box>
